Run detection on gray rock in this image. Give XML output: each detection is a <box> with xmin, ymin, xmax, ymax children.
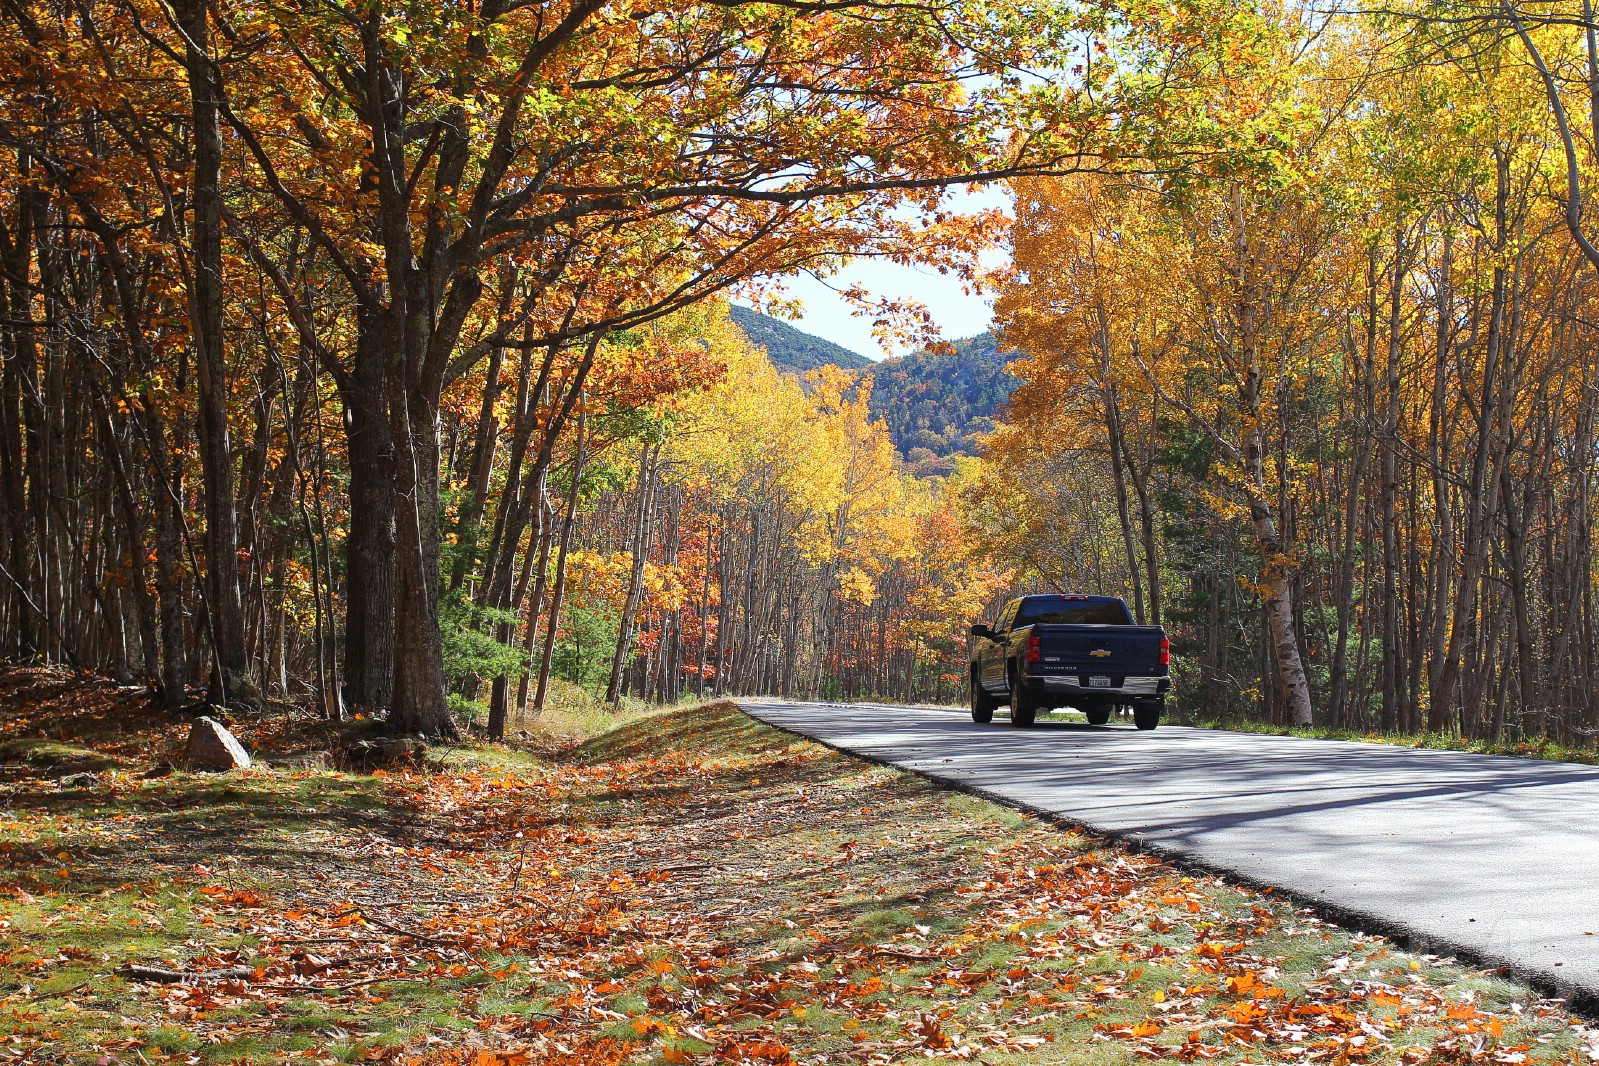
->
<box><xmin>184</xmin><ymin>716</ymin><xmax>252</xmax><ymax>771</ymax></box>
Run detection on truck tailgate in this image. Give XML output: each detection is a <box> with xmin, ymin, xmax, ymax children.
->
<box><xmin>1034</xmin><ymin>626</ymin><xmax>1165</xmax><ymax>676</ymax></box>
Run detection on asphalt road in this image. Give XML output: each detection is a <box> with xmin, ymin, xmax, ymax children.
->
<box><xmin>739</xmin><ymin>699</ymin><xmax>1599</xmax><ymax>1001</ymax></box>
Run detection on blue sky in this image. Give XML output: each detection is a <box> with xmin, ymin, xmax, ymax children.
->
<box><xmin>772</xmin><ymin>184</ymin><xmax>1012</xmax><ymax>361</ymax></box>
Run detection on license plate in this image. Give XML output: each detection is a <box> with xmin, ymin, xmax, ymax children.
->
<box><xmin>1088</xmin><ymin>676</ymin><xmax>1112</xmax><ymax>688</ymax></box>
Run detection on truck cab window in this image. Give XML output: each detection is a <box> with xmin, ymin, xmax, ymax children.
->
<box><xmin>1014</xmin><ymin>598</ymin><xmax>1133</xmax><ymax>626</ymax></box>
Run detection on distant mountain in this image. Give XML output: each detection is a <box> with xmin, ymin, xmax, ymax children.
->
<box><xmin>727</xmin><ymin>305</ymin><xmax>1021</xmax><ymax>476</ymax></box>
<box><xmin>729</xmin><ymin>305</ymin><xmax>873</xmax><ymax>372</ymax></box>
<box><xmin>862</xmin><ymin>333</ymin><xmax>1020</xmax><ymax>477</ymax></box>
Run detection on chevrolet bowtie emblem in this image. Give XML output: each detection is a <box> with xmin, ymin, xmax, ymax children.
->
<box><xmin>1089</xmin><ymin>649</ymin><xmax>1112</xmax><ymax>657</ymax></box>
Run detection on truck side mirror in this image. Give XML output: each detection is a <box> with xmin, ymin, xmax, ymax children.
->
<box><xmin>970</xmin><ymin>623</ymin><xmax>992</xmax><ymax>640</ymax></box>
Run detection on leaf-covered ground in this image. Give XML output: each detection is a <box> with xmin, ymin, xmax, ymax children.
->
<box><xmin>3</xmin><ymin>671</ymin><xmax>1598</xmax><ymax>1065</ymax></box>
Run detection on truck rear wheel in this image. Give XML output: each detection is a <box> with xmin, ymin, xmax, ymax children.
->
<box><xmin>1009</xmin><ymin>682</ymin><xmax>1037</xmax><ymax>727</ymax></box>
<box><xmin>970</xmin><ymin>675</ymin><xmax>994</xmax><ymax>724</ymax></box>
<box><xmin>1134</xmin><ymin>700</ymin><xmax>1163</xmax><ymax>731</ymax></box>
<box><xmin>1085</xmin><ymin>707</ymin><xmax>1111</xmax><ymax>726</ymax></box>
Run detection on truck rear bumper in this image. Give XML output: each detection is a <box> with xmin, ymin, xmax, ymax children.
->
<box><xmin>1024</xmin><ymin>676</ymin><xmax>1169</xmax><ymax>698</ymax></box>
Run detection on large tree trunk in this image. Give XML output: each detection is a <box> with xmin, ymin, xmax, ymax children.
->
<box><xmin>342</xmin><ymin>312</ymin><xmax>396</xmax><ymax>710</ymax></box>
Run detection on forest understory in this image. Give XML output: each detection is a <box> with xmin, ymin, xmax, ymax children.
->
<box><xmin>2</xmin><ymin>667</ymin><xmax>1597</xmax><ymax>1066</ymax></box>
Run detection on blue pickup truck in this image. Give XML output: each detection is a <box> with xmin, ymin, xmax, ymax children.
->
<box><xmin>969</xmin><ymin>594</ymin><xmax>1170</xmax><ymax>730</ymax></box>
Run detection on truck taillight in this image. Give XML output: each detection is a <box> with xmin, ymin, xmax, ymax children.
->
<box><xmin>1159</xmin><ymin>637</ymin><xmax>1170</xmax><ymax>666</ymax></box>
<box><xmin>1027</xmin><ymin>635</ymin><xmax>1041</xmax><ymax>663</ymax></box>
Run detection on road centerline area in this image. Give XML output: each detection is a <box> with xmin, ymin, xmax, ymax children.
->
<box><xmin>740</xmin><ymin>699</ymin><xmax>1599</xmax><ymax>1001</ymax></box>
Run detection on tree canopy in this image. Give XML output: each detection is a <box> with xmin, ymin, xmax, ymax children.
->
<box><xmin>6</xmin><ymin>0</ymin><xmax>1599</xmax><ymax>745</ymax></box>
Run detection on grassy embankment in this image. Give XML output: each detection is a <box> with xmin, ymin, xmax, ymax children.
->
<box><xmin>2</xmin><ymin>667</ymin><xmax>1595</xmax><ymax>1065</ymax></box>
